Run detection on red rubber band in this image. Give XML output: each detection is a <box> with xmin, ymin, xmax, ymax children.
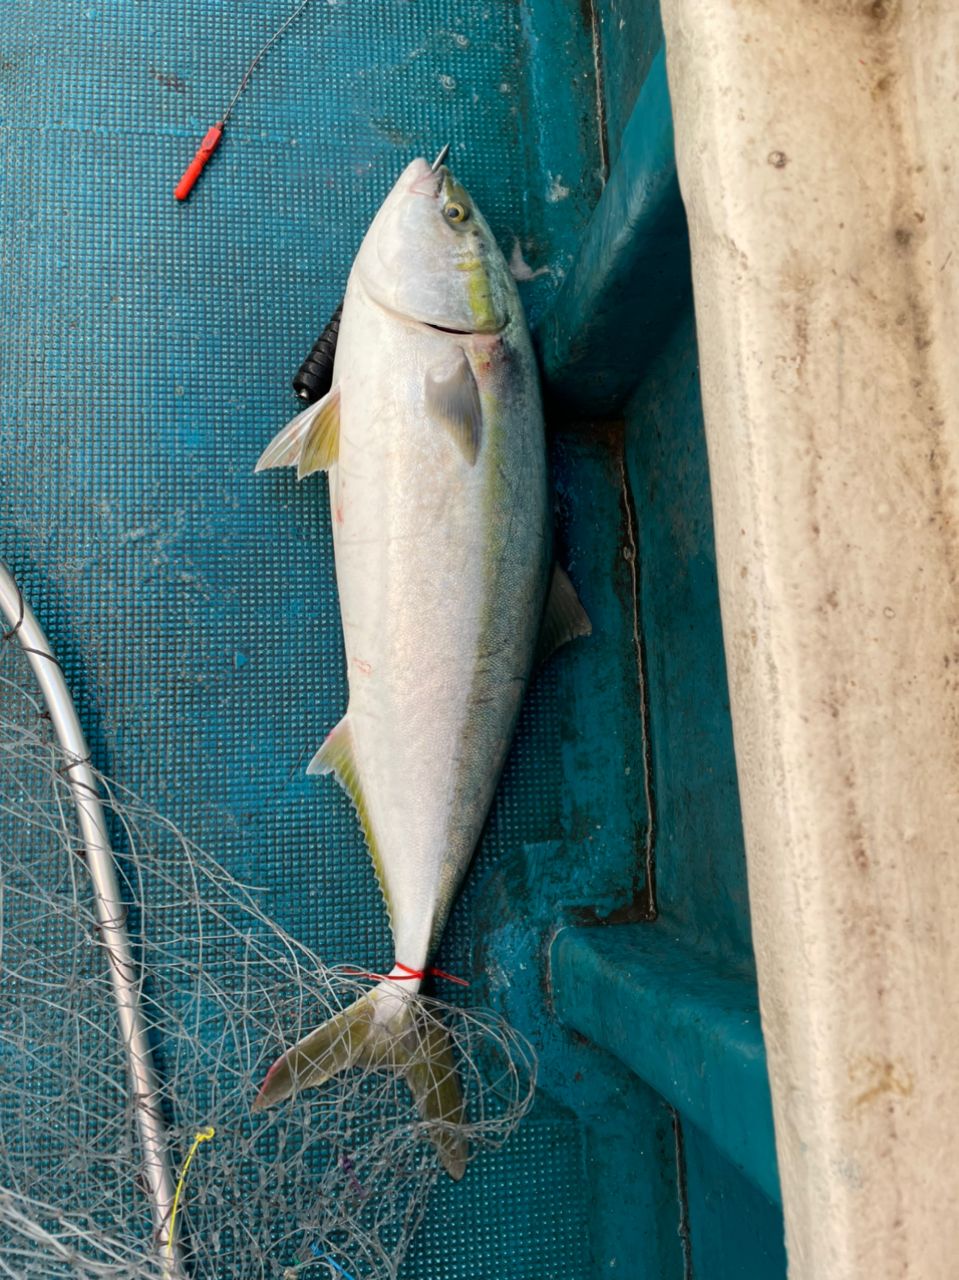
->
<box><xmin>423</xmin><ymin>966</ymin><xmax>470</xmax><ymax>987</ymax></box>
<box><xmin>342</xmin><ymin>961</ymin><xmax>469</xmax><ymax>987</ymax></box>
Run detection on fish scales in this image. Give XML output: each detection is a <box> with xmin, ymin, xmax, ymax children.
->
<box><xmin>331</xmin><ymin>281</ymin><xmax>549</xmax><ymax>964</ymax></box>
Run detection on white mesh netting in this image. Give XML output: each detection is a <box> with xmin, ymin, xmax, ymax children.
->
<box><xmin>0</xmin><ymin>618</ymin><xmax>536</xmax><ymax>1279</ymax></box>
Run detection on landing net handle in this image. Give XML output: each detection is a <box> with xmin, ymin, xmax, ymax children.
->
<box><xmin>0</xmin><ymin>561</ymin><xmax>184</xmax><ymax>1279</ymax></box>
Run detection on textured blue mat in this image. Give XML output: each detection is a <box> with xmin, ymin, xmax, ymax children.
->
<box><xmin>0</xmin><ymin>2</ymin><xmax>614</xmax><ymax>1275</ymax></box>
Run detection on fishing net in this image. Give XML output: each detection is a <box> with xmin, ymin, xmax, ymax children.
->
<box><xmin>0</xmin><ymin>601</ymin><xmax>536</xmax><ymax>1280</ymax></box>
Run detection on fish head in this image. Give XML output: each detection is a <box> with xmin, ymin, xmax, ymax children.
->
<box><xmin>356</xmin><ymin>158</ymin><xmax>511</xmax><ymax>335</ymax></box>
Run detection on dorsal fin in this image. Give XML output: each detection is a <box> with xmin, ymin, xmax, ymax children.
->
<box><xmin>535</xmin><ymin>564</ymin><xmax>592</xmax><ymax>666</ymax></box>
<box><xmin>254</xmin><ymin>385</ymin><xmax>341</xmax><ymax>477</ymax></box>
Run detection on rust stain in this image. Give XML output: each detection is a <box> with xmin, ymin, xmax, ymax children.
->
<box><xmin>865</xmin><ymin>0</ymin><xmax>900</xmax><ymax>28</ymax></box>
<box><xmin>849</xmin><ymin>1056</ymin><xmax>914</xmax><ymax>1110</ymax></box>
<box><xmin>149</xmin><ymin>67</ymin><xmax>187</xmax><ymax>93</ymax></box>
<box><xmin>794</xmin><ymin>304</ymin><xmax>809</xmax><ymax>380</ymax></box>
<box><xmin>872</xmin><ymin>71</ymin><xmax>895</xmax><ymax>97</ymax></box>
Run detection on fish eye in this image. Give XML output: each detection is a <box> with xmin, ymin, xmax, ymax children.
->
<box><xmin>443</xmin><ymin>201</ymin><xmax>470</xmax><ymax>224</ymax></box>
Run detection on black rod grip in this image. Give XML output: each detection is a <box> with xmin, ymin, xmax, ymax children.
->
<box><xmin>292</xmin><ymin>300</ymin><xmax>343</xmax><ymax>404</ymax></box>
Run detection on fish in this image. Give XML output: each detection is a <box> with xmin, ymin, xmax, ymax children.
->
<box><xmin>252</xmin><ymin>154</ymin><xmax>590</xmax><ymax>1178</ymax></box>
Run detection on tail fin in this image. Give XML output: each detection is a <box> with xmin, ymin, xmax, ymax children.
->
<box><xmin>252</xmin><ymin>980</ymin><xmax>467</xmax><ymax>1180</ymax></box>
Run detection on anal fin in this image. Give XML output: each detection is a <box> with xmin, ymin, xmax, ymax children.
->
<box><xmin>307</xmin><ymin>714</ymin><xmax>356</xmax><ymax>781</ymax></box>
<box><xmin>535</xmin><ymin>564</ymin><xmax>592</xmax><ymax>666</ymax></box>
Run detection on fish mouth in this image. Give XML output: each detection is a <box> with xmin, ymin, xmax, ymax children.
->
<box><xmin>370</xmin><ymin>294</ymin><xmax>507</xmax><ymax>338</ymax></box>
<box><xmin>418</xmin><ymin>316</ymin><xmax>507</xmax><ymax>338</ymax></box>
<box><xmin>422</xmin><ymin>321</ymin><xmax>475</xmax><ymax>335</ymax></box>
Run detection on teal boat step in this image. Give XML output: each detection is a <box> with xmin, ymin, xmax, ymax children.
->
<box><xmin>551</xmin><ymin>922</ymin><xmax>780</xmax><ymax>1205</ymax></box>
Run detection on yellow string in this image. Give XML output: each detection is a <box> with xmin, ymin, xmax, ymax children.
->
<box><xmin>167</xmin><ymin>1126</ymin><xmax>216</xmax><ymax>1257</ymax></box>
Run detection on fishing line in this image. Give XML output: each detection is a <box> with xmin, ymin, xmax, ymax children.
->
<box><xmin>175</xmin><ymin>0</ymin><xmax>316</xmax><ymax>201</ymax></box>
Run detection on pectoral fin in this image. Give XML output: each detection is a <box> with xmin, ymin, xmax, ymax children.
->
<box><xmin>535</xmin><ymin>564</ymin><xmax>592</xmax><ymax>666</ymax></box>
<box><xmin>255</xmin><ymin>385</ymin><xmax>341</xmax><ymax>477</ymax></box>
<box><xmin>425</xmin><ymin>350</ymin><xmax>482</xmax><ymax>465</ymax></box>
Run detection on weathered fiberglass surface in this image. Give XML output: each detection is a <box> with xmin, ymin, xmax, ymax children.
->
<box><xmin>0</xmin><ymin>1</ymin><xmax>648</xmax><ymax>1276</ymax></box>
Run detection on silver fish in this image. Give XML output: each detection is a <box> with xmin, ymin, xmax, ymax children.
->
<box><xmin>253</xmin><ymin>156</ymin><xmax>589</xmax><ymax>1177</ymax></box>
